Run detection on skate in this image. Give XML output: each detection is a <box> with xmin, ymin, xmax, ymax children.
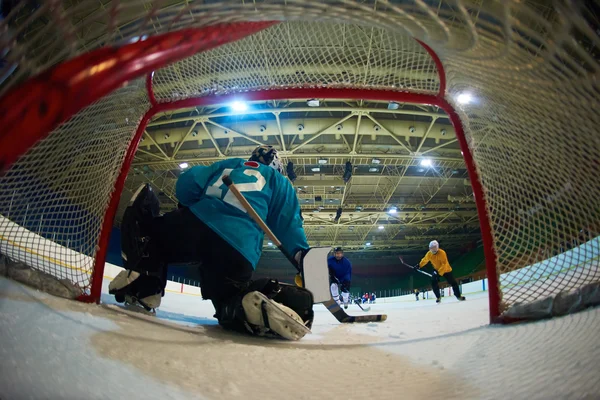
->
<box><xmin>457</xmin><ymin>296</ymin><xmax>466</xmax><ymax>301</ymax></box>
<box><xmin>109</xmin><ymin>270</ymin><xmax>162</xmax><ymax>310</ymax></box>
<box><xmin>242</xmin><ymin>291</ymin><xmax>311</xmax><ymax>340</ymax></box>
<box><xmin>436</xmin><ymin>298</ymin><xmax>441</xmax><ymax>304</ymax></box>
<box><xmin>122</xmin><ymin>294</ymin><xmax>159</xmax><ymax>314</ymax></box>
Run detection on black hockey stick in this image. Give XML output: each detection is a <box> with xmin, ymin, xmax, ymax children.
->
<box><xmin>355</xmin><ymin>300</ymin><xmax>371</xmax><ymax>312</ymax></box>
<box><xmin>223</xmin><ymin>176</ymin><xmax>386</xmax><ymax>323</ymax></box>
<box><xmin>398</xmin><ymin>256</ymin><xmax>433</xmax><ymax>277</ymax></box>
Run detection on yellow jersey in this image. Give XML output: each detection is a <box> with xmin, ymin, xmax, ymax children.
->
<box><xmin>419</xmin><ymin>249</ymin><xmax>452</xmax><ymax>275</ymax></box>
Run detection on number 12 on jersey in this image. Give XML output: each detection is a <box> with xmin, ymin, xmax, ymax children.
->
<box><xmin>205</xmin><ymin>168</ymin><xmax>266</xmax><ymax>212</ymax></box>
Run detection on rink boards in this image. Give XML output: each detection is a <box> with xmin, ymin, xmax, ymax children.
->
<box><xmin>1</xmin><ymin>214</ymin><xmax>598</xmax><ymax>307</ymax></box>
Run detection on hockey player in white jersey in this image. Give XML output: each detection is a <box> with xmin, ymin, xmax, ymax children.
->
<box><xmin>109</xmin><ymin>145</ymin><xmax>314</xmax><ymax>340</ymax></box>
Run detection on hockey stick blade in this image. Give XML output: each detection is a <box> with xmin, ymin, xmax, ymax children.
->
<box><xmin>323</xmin><ymin>299</ymin><xmax>386</xmax><ymax>323</ymax></box>
<box><xmin>358</xmin><ymin>304</ymin><xmax>371</xmax><ymax>312</ymax></box>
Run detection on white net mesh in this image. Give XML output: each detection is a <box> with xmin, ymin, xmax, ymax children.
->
<box><xmin>0</xmin><ymin>80</ymin><xmax>150</xmax><ymax>292</ymax></box>
<box><xmin>0</xmin><ymin>1</ymin><xmax>599</xmax><ymax>317</ymax></box>
<box><xmin>152</xmin><ymin>22</ymin><xmax>440</xmax><ymax>101</ymax></box>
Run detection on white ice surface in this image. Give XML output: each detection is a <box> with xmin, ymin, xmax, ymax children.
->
<box><xmin>2</xmin><ymin>276</ymin><xmax>599</xmax><ymax>400</ymax></box>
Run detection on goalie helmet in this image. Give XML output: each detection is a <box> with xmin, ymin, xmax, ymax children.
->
<box><xmin>249</xmin><ymin>145</ymin><xmax>283</xmax><ymax>174</ymax></box>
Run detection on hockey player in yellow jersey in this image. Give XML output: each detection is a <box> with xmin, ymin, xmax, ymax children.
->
<box><xmin>419</xmin><ymin>240</ymin><xmax>466</xmax><ymax>304</ymax></box>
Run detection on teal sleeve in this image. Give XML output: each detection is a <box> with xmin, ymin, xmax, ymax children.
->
<box><xmin>266</xmin><ymin>173</ymin><xmax>309</xmax><ymax>255</ymax></box>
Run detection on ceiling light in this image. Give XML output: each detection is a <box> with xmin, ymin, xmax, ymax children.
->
<box><xmin>318</xmin><ymin>158</ymin><xmax>328</xmax><ymax>165</ymax></box>
<box><xmin>369</xmin><ymin>167</ymin><xmax>379</xmax><ymax>172</ymax></box>
<box><xmin>307</xmin><ymin>99</ymin><xmax>320</xmax><ymax>107</ymax></box>
<box><xmin>311</xmin><ymin>167</ymin><xmax>321</xmax><ymax>172</ymax></box>
<box><xmin>388</xmin><ymin>206</ymin><xmax>398</xmax><ymax>214</ymax></box>
<box><xmin>456</xmin><ymin>92</ymin><xmax>473</xmax><ymax>105</ymax></box>
<box><xmin>378</xmin><ymin>225</ymin><xmax>384</xmax><ymax>230</ymax></box>
<box><xmin>420</xmin><ymin>158</ymin><xmax>433</xmax><ymax>167</ymax></box>
<box><xmin>366</xmin><ymin>242</ymin><xmax>371</xmax><ymax>246</ymax></box>
<box><xmin>387</xmin><ymin>102</ymin><xmax>399</xmax><ymax>110</ymax></box>
<box><xmin>267</xmin><ymin>242</ymin><xmax>273</xmax><ymax>246</ymax></box>
<box><xmin>372</xmin><ymin>158</ymin><xmax>381</xmax><ymax>164</ymax></box>
<box><xmin>231</xmin><ymin>101</ymin><xmax>248</xmax><ymax>111</ymax></box>
<box><xmin>178</xmin><ymin>162</ymin><xmax>189</xmax><ymax>169</ymax></box>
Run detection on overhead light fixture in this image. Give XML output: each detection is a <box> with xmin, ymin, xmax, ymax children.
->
<box><xmin>330</xmin><ymin>186</ymin><xmax>335</xmax><ymax>188</ymax></box>
<box><xmin>366</xmin><ymin>242</ymin><xmax>372</xmax><ymax>246</ymax></box>
<box><xmin>318</xmin><ymin>158</ymin><xmax>328</xmax><ymax>165</ymax></box>
<box><xmin>307</xmin><ymin>99</ymin><xmax>320</xmax><ymax>107</ymax></box>
<box><xmin>388</xmin><ymin>206</ymin><xmax>398</xmax><ymax>214</ymax></box>
<box><xmin>267</xmin><ymin>242</ymin><xmax>273</xmax><ymax>246</ymax></box>
<box><xmin>355</xmin><ymin>206</ymin><xmax>363</xmax><ymax>212</ymax></box>
<box><xmin>378</xmin><ymin>225</ymin><xmax>384</xmax><ymax>230</ymax></box>
<box><xmin>372</xmin><ymin>158</ymin><xmax>381</xmax><ymax>164</ymax></box>
<box><xmin>420</xmin><ymin>158</ymin><xmax>433</xmax><ymax>167</ymax></box>
<box><xmin>231</xmin><ymin>101</ymin><xmax>248</xmax><ymax>111</ymax></box>
<box><xmin>387</xmin><ymin>102</ymin><xmax>400</xmax><ymax>110</ymax></box>
<box><xmin>369</xmin><ymin>167</ymin><xmax>379</xmax><ymax>172</ymax></box>
<box><xmin>178</xmin><ymin>162</ymin><xmax>189</xmax><ymax>169</ymax></box>
<box><xmin>456</xmin><ymin>92</ymin><xmax>473</xmax><ymax>105</ymax></box>
<box><xmin>311</xmin><ymin>167</ymin><xmax>321</xmax><ymax>172</ymax></box>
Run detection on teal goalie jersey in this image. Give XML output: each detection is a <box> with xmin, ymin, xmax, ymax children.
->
<box><xmin>175</xmin><ymin>158</ymin><xmax>309</xmax><ymax>268</ymax></box>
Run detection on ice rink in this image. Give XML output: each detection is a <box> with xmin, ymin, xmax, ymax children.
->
<box><xmin>1</xmin><ymin>273</ymin><xmax>599</xmax><ymax>400</ymax></box>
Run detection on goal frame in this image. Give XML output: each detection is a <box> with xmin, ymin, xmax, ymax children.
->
<box><xmin>0</xmin><ymin>23</ymin><xmax>500</xmax><ymax>322</ymax></box>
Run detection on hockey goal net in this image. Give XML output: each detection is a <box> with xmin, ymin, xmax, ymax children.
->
<box><xmin>0</xmin><ymin>1</ymin><xmax>598</xmax><ymax>322</ymax></box>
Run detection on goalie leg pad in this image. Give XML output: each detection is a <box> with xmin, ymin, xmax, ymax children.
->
<box><xmin>215</xmin><ymin>278</ymin><xmax>314</xmax><ymax>340</ymax></box>
<box><xmin>242</xmin><ymin>291</ymin><xmax>310</xmax><ymax>341</ymax></box>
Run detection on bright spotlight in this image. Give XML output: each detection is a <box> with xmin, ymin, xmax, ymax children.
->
<box><xmin>366</xmin><ymin>242</ymin><xmax>372</xmax><ymax>246</ymax></box>
<box><xmin>178</xmin><ymin>162</ymin><xmax>189</xmax><ymax>169</ymax></box>
<box><xmin>456</xmin><ymin>93</ymin><xmax>473</xmax><ymax>105</ymax></box>
<box><xmin>378</xmin><ymin>225</ymin><xmax>384</xmax><ymax>230</ymax></box>
<box><xmin>231</xmin><ymin>101</ymin><xmax>248</xmax><ymax>111</ymax></box>
<box><xmin>268</xmin><ymin>242</ymin><xmax>273</xmax><ymax>246</ymax></box>
<box><xmin>420</xmin><ymin>158</ymin><xmax>433</xmax><ymax>167</ymax></box>
<box><xmin>388</xmin><ymin>206</ymin><xmax>398</xmax><ymax>214</ymax></box>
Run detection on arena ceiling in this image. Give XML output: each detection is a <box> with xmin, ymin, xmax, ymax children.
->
<box><xmin>124</xmin><ymin>98</ymin><xmax>481</xmax><ymax>253</ymax></box>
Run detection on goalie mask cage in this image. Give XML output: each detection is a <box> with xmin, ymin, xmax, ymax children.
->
<box><xmin>0</xmin><ymin>1</ymin><xmax>598</xmax><ymax>323</ymax></box>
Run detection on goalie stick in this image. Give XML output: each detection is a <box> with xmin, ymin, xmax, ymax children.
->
<box><xmin>223</xmin><ymin>176</ymin><xmax>386</xmax><ymax>323</ymax></box>
<box><xmin>398</xmin><ymin>256</ymin><xmax>433</xmax><ymax>277</ymax></box>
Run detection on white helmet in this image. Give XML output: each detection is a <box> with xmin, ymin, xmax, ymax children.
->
<box><xmin>429</xmin><ymin>240</ymin><xmax>439</xmax><ymax>254</ymax></box>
